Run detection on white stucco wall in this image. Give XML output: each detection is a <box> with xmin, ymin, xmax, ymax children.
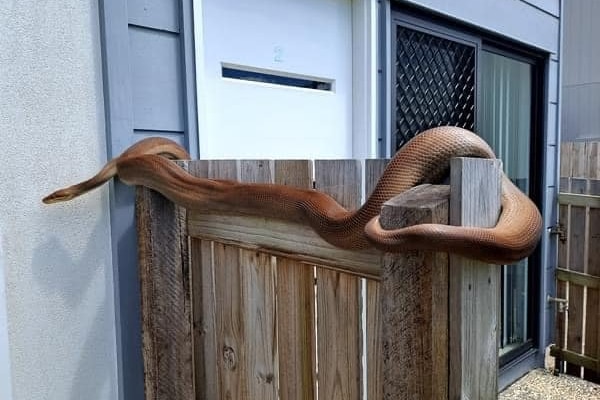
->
<box><xmin>0</xmin><ymin>1</ymin><xmax>118</xmax><ymax>399</ymax></box>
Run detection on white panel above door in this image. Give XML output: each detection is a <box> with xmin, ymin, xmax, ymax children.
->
<box><xmin>198</xmin><ymin>0</ymin><xmax>353</xmax><ymax>159</ymax></box>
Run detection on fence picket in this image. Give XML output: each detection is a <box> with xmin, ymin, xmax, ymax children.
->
<box><xmin>137</xmin><ymin>153</ymin><xmax>512</xmax><ymax>399</ymax></box>
<box><xmin>585</xmin><ymin>182</ymin><xmax>600</xmax><ymax>382</ymax></box>
<box><xmin>566</xmin><ymin>179</ymin><xmax>587</xmax><ymax>376</ymax></box>
<box><xmin>274</xmin><ymin>160</ymin><xmax>317</xmax><ymax>400</ymax></box>
<box><xmin>364</xmin><ymin>159</ymin><xmax>388</xmax><ymax>399</ymax></box>
<box><xmin>239</xmin><ymin>160</ymin><xmax>279</xmax><ymax>399</ymax></box>
<box><xmin>314</xmin><ymin>160</ymin><xmax>362</xmax><ymax>400</ymax></box>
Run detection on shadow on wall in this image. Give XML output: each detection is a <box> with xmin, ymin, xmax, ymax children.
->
<box><xmin>31</xmin><ymin>215</ymin><xmax>117</xmax><ymax>400</ymax></box>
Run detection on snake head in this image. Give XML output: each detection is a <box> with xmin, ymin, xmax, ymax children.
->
<box><xmin>42</xmin><ymin>188</ymin><xmax>80</xmax><ymax>204</ymax></box>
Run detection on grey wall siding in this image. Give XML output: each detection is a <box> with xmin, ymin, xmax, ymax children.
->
<box><xmin>562</xmin><ymin>0</ymin><xmax>600</xmax><ymax>141</ymax></box>
<box><xmin>402</xmin><ymin>0</ymin><xmax>560</xmax><ymax>53</ymax></box>
<box><xmin>99</xmin><ymin>0</ymin><xmax>198</xmax><ymax>399</ymax></box>
<box><xmin>522</xmin><ymin>0</ymin><xmax>560</xmax><ymax>17</ymax></box>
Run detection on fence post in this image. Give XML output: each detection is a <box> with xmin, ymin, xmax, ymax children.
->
<box><xmin>449</xmin><ymin>157</ymin><xmax>502</xmax><ymax>399</ymax></box>
<box><xmin>380</xmin><ymin>184</ymin><xmax>450</xmax><ymax>400</ymax></box>
<box><xmin>136</xmin><ymin>165</ymin><xmax>194</xmax><ymax>400</ymax></box>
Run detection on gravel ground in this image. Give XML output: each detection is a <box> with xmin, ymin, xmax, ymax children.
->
<box><xmin>500</xmin><ymin>369</ymin><xmax>600</xmax><ymax>400</ymax></box>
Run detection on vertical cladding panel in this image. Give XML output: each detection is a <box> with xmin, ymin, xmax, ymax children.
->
<box><xmin>563</xmin><ymin>0</ymin><xmax>600</xmax><ymax>86</ymax></box>
<box><xmin>100</xmin><ymin>1</ymin><xmax>198</xmax><ymax>399</ymax></box>
<box><xmin>522</xmin><ymin>0</ymin><xmax>560</xmax><ymax>17</ymax></box>
<box><xmin>547</xmin><ymin>104</ymin><xmax>558</xmax><ymax>146</ymax></box>
<box><xmin>562</xmin><ymin>85</ymin><xmax>600</xmax><ymax>142</ymax></box>
<box><xmin>129</xmin><ymin>27</ymin><xmax>185</xmax><ymax>132</ymax></box>
<box><xmin>127</xmin><ymin>0</ymin><xmax>180</xmax><ymax>32</ymax></box>
<box><xmin>549</xmin><ymin>60</ymin><xmax>559</xmax><ymax>104</ymax></box>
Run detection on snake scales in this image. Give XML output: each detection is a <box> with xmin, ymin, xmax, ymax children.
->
<box><xmin>43</xmin><ymin>127</ymin><xmax>542</xmax><ymax>264</ymax></box>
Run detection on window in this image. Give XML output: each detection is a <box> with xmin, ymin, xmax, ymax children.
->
<box><xmin>390</xmin><ymin>11</ymin><xmax>544</xmax><ymax>365</ymax></box>
<box><xmin>479</xmin><ymin>50</ymin><xmax>536</xmax><ymax>360</ymax></box>
<box><xmin>393</xmin><ymin>23</ymin><xmax>476</xmax><ymax>149</ymax></box>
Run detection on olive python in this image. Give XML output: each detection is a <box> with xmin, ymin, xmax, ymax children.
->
<box><xmin>43</xmin><ymin>126</ymin><xmax>543</xmax><ymax>264</ymax></box>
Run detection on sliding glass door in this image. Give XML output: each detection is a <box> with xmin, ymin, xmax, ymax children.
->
<box><xmin>479</xmin><ymin>51</ymin><xmax>534</xmax><ymax>357</ymax></box>
<box><xmin>391</xmin><ymin>12</ymin><xmax>544</xmax><ymax>364</ymax></box>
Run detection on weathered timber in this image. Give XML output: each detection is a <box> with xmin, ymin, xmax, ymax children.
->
<box><xmin>274</xmin><ymin>160</ymin><xmax>317</xmax><ymax>400</ymax></box>
<box><xmin>314</xmin><ymin>160</ymin><xmax>362</xmax><ymax>400</ymax></box>
<box><xmin>379</xmin><ymin>184</ymin><xmax>449</xmax><ymax>400</ymax></box>
<box><xmin>586</xmin><ymin>182</ymin><xmax>600</xmax><ymax>382</ymax></box>
<box><xmin>449</xmin><ymin>157</ymin><xmax>502</xmax><ymax>400</ymax></box>
<box><xmin>239</xmin><ymin>160</ymin><xmax>279</xmax><ymax>400</ymax></box>
<box><xmin>557</xmin><ymin>144</ymin><xmax>600</xmax><ymax>382</ymax></box>
<box><xmin>136</xmin><ymin>166</ymin><xmax>194</xmax><ymax>400</ymax></box>
<box><xmin>186</xmin><ymin>162</ymin><xmax>220</xmax><ymax>400</ymax></box>
<box><xmin>365</xmin><ymin>159</ymin><xmax>388</xmax><ymax>400</ymax></box>
<box><xmin>567</xmin><ymin>179</ymin><xmax>586</xmax><ymax>376</ymax></box>
<box><xmin>187</xmin><ymin>213</ymin><xmax>381</xmax><ymax>279</ymax></box>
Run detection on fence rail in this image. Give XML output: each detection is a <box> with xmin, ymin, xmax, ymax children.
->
<box><xmin>136</xmin><ymin>157</ymin><xmax>503</xmax><ymax>399</ymax></box>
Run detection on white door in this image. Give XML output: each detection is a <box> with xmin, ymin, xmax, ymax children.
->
<box><xmin>195</xmin><ymin>0</ymin><xmax>354</xmax><ymax>159</ymax></box>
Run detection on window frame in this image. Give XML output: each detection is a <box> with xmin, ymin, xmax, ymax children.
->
<box><xmin>389</xmin><ymin>13</ymin><xmax>482</xmax><ymax>152</ymax></box>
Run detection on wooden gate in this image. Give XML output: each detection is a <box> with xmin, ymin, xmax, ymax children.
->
<box><xmin>135</xmin><ymin>157</ymin><xmax>504</xmax><ymax>399</ymax></box>
<box><xmin>551</xmin><ymin>142</ymin><xmax>600</xmax><ymax>383</ymax></box>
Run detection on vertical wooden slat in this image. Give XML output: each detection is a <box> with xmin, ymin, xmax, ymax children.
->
<box><xmin>187</xmin><ymin>161</ymin><xmax>220</xmax><ymax>400</ymax></box>
<box><xmin>207</xmin><ymin>160</ymin><xmax>247</xmax><ymax>398</ymax></box>
<box><xmin>190</xmin><ymin>238</ymin><xmax>220</xmax><ymax>400</ymax></box>
<box><xmin>557</xmin><ymin>177</ymin><xmax>570</xmax><ymax>373</ymax></box>
<box><xmin>213</xmin><ymin>242</ymin><xmax>246</xmax><ymax>399</ymax></box>
<box><xmin>274</xmin><ymin>160</ymin><xmax>317</xmax><ymax>400</ymax></box>
<box><xmin>239</xmin><ymin>160</ymin><xmax>278</xmax><ymax>399</ymax></box>
<box><xmin>365</xmin><ymin>159</ymin><xmax>389</xmax><ymax>197</ymax></box>
<box><xmin>449</xmin><ymin>158</ymin><xmax>502</xmax><ymax>400</ymax></box>
<box><xmin>567</xmin><ymin>178</ymin><xmax>587</xmax><ymax>376</ymax></box>
<box><xmin>560</xmin><ymin>142</ymin><xmax>572</xmax><ymax>178</ymax></box>
<box><xmin>239</xmin><ymin>249</ymin><xmax>278</xmax><ymax>399</ymax></box>
<box><xmin>365</xmin><ymin>280</ymin><xmax>382</xmax><ymax>400</ymax></box>
<box><xmin>586</xmin><ymin>142</ymin><xmax>600</xmax><ymax>179</ymax></box>
<box><xmin>314</xmin><ymin>160</ymin><xmax>362</xmax><ymax>400</ymax></box>
<box><xmin>137</xmin><ymin>177</ymin><xmax>193</xmax><ymax>400</ymax></box>
<box><xmin>364</xmin><ymin>159</ymin><xmax>388</xmax><ymax>400</ymax></box>
<box><xmin>571</xmin><ymin>142</ymin><xmax>587</xmax><ymax>178</ymax></box>
<box><xmin>585</xmin><ymin>181</ymin><xmax>600</xmax><ymax>382</ymax></box>
<box><xmin>379</xmin><ymin>184</ymin><xmax>449</xmax><ymax>400</ymax></box>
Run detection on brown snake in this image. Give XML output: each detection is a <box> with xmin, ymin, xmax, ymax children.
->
<box><xmin>43</xmin><ymin>127</ymin><xmax>542</xmax><ymax>264</ymax></box>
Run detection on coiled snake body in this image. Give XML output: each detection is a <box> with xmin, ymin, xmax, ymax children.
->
<box><xmin>43</xmin><ymin>127</ymin><xmax>542</xmax><ymax>264</ymax></box>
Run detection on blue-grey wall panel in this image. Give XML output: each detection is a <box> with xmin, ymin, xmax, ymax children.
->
<box><xmin>547</xmin><ymin>103</ymin><xmax>558</xmax><ymax>146</ymax></box>
<box><xmin>562</xmin><ymin>84</ymin><xmax>600</xmax><ymax>141</ymax></box>
<box><xmin>99</xmin><ymin>1</ymin><xmax>198</xmax><ymax>399</ymax></box>
<box><xmin>130</xmin><ymin>27</ymin><xmax>185</xmax><ymax>133</ymax></box>
<box><xmin>562</xmin><ymin>0</ymin><xmax>600</xmax><ymax>86</ymax></box>
<box><xmin>127</xmin><ymin>0</ymin><xmax>180</xmax><ymax>33</ymax></box>
<box><xmin>403</xmin><ymin>0</ymin><xmax>559</xmax><ymax>53</ymax></box>
<box><xmin>549</xmin><ymin>59</ymin><xmax>558</xmax><ymax>104</ymax></box>
<box><xmin>522</xmin><ymin>0</ymin><xmax>560</xmax><ymax>17</ymax></box>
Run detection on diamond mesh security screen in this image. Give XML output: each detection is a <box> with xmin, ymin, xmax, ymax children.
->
<box><xmin>394</xmin><ymin>26</ymin><xmax>476</xmax><ymax>150</ymax></box>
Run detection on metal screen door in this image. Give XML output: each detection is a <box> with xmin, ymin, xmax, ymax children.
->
<box><xmin>392</xmin><ymin>23</ymin><xmax>477</xmax><ymax>150</ymax></box>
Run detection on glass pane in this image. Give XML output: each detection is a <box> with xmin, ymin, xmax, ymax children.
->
<box><xmin>479</xmin><ymin>51</ymin><xmax>532</xmax><ymax>355</ymax></box>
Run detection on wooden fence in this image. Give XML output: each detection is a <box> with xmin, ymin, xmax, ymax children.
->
<box><xmin>135</xmin><ymin>157</ymin><xmax>503</xmax><ymax>399</ymax></box>
<box><xmin>551</xmin><ymin>142</ymin><xmax>600</xmax><ymax>383</ymax></box>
